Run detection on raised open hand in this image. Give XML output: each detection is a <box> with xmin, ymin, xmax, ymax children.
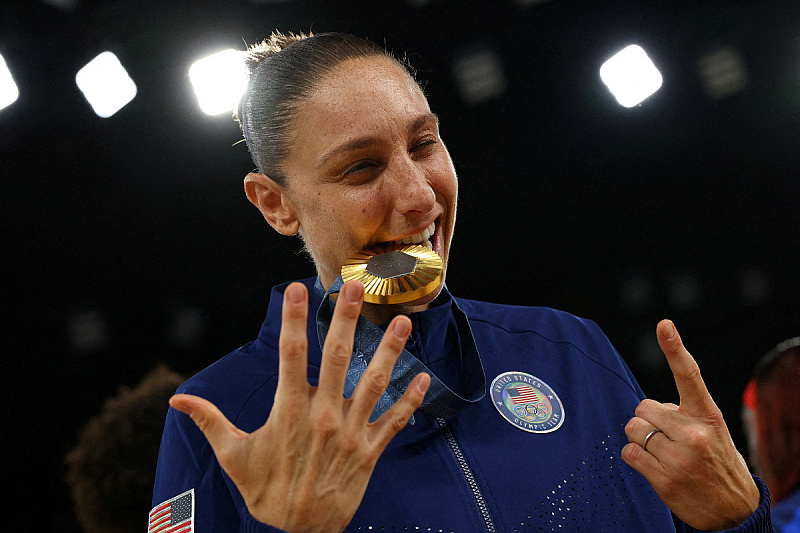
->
<box><xmin>169</xmin><ymin>281</ymin><xmax>430</xmax><ymax>533</ymax></box>
<box><xmin>621</xmin><ymin>320</ymin><xmax>760</xmax><ymax>530</ymax></box>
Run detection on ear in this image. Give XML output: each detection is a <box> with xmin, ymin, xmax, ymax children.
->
<box><xmin>243</xmin><ymin>173</ymin><xmax>300</xmax><ymax>236</ymax></box>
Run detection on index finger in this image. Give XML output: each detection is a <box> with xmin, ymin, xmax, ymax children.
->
<box><xmin>656</xmin><ymin>319</ymin><xmax>718</xmax><ymax>417</ymax></box>
<box><xmin>276</xmin><ymin>282</ymin><xmax>310</xmax><ymax>397</ymax></box>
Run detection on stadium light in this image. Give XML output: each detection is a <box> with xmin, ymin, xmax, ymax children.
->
<box><xmin>75</xmin><ymin>51</ymin><xmax>137</xmax><ymax>118</ymax></box>
<box><xmin>189</xmin><ymin>49</ymin><xmax>247</xmax><ymax>116</ymax></box>
<box><xmin>599</xmin><ymin>44</ymin><xmax>663</xmax><ymax>108</ymax></box>
<box><xmin>0</xmin><ymin>53</ymin><xmax>20</xmax><ymax>112</ymax></box>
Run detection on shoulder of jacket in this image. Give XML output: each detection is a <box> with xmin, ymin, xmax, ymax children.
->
<box><xmin>456</xmin><ymin>297</ymin><xmax>599</xmax><ymax>334</ymax></box>
<box><xmin>177</xmin><ymin>340</ymin><xmax>279</xmax><ymax>423</ymax></box>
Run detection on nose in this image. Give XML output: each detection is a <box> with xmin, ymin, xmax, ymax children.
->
<box><xmin>387</xmin><ymin>154</ymin><xmax>436</xmax><ymax>215</ymax></box>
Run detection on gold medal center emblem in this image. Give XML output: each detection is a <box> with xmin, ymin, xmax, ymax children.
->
<box><xmin>341</xmin><ymin>243</ymin><xmax>443</xmax><ymax>304</ymax></box>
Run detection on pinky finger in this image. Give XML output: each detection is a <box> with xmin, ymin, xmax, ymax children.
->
<box><xmin>372</xmin><ymin>372</ymin><xmax>430</xmax><ymax>448</ymax></box>
<box><xmin>621</xmin><ymin>441</ymin><xmax>667</xmax><ymax>484</ymax></box>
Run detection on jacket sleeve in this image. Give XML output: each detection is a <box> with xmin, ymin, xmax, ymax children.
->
<box><xmin>672</xmin><ymin>476</ymin><xmax>775</xmax><ymax>533</ymax></box>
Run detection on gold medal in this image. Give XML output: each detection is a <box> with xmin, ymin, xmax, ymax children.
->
<box><xmin>341</xmin><ymin>243</ymin><xmax>443</xmax><ymax>304</ymax></box>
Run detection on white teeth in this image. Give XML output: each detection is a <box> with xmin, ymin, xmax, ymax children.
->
<box><xmin>392</xmin><ymin>222</ymin><xmax>436</xmax><ymax>246</ymax></box>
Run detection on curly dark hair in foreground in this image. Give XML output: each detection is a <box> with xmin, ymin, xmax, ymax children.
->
<box><xmin>65</xmin><ymin>365</ymin><xmax>185</xmax><ymax>533</ymax></box>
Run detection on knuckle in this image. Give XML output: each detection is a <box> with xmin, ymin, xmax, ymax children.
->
<box><xmin>190</xmin><ymin>412</ymin><xmax>211</xmax><ymax>433</ymax></box>
<box><xmin>311</xmin><ymin>406</ymin><xmax>341</xmax><ymax>436</ymax></box>
<box><xmin>340</xmin><ymin>432</ymin><xmax>363</xmax><ymax>455</ymax></box>
<box><xmin>325</xmin><ymin>342</ymin><xmax>353</xmax><ymax>368</ymax></box>
<box><xmin>683</xmin><ymin>362</ymin><xmax>703</xmax><ymax>383</ymax></box>
<box><xmin>364</xmin><ymin>370</ymin><xmax>390</xmax><ymax>396</ymax></box>
<box><xmin>624</xmin><ymin>416</ymin><xmax>643</xmax><ymax>436</ymax></box>
<box><xmin>281</xmin><ymin>338</ymin><xmax>308</xmax><ymax>359</ymax></box>
<box><xmin>667</xmin><ymin>339</ymin><xmax>685</xmax><ymax>356</ymax></box>
<box><xmin>684</xmin><ymin>426</ymin><xmax>711</xmax><ymax>451</ymax></box>
<box><xmin>389</xmin><ymin>412</ymin><xmax>410</xmax><ymax>433</ymax></box>
<box><xmin>635</xmin><ymin>399</ymin><xmax>656</xmax><ymax>418</ymax></box>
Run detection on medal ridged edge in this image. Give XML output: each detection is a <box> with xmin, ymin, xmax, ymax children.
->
<box><xmin>341</xmin><ymin>243</ymin><xmax>443</xmax><ymax>304</ymax></box>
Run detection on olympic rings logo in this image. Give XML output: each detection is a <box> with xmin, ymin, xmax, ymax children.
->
<box><xmin>513</xmin><ymin>402</ymin><xmax>550</xmax><ymax>422</ymax></box>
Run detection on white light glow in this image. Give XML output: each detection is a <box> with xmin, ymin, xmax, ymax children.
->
<box><xmin>0</xmin><ymin>54</ymin><xmax>20</xmax><ymax>112</ymax></box>
<box><xmin>75</xmin><ymin>51</ymin><xmax>137</xmax><ymax>118</ymax></box>
<box><xmin>452</xmin><ymin>48</ymin><xmax>507</xmax><ymax>106</ymax></box>
<box><xmin>599</xmin><ymin>45</ymin><xmax>663</xmax><ymax>108</ymax></box>
<box><xmin>189</xmin><ymin>49</ymin><xmax>247</xmax><ymax>116</ymax></box>
<box><xmin>698</xmin><ymin>46</ymin><xmax>749</xmax><ymax>99</ymax></box>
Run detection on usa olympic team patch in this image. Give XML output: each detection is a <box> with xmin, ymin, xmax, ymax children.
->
<box><xmin>491</xmin><ymin>372</ymin><xmax>565</xmax><ymax>433</ymax></box>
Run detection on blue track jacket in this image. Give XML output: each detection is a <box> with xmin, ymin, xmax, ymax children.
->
<box><xmin>152</xmin><ymin>278</ymin><xmax>774</xmax><ymax>532</ymax></box>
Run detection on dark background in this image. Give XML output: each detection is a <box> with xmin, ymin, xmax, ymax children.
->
<box><xmin>3</xmin><ymin>0</ymin><xmax>799</xmax><ymax>529</ymax></box>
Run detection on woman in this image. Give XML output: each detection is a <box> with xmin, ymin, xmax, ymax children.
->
<box><xmin>152</xmin><ymin>31</ymin><xmax>770</xmax><ymax>533</ymax></box>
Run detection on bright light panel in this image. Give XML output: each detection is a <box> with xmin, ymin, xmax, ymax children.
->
<box><xmin>0</xmin><ymin>54</ymin><xmax>20</xmax><ymax>112</ymax></box>
<box><xmin>75</xmin><ymin>51</ymin><xmax>137</xmax><ymax>118</ymax></box>
<box><xmin>599</xmin><ymin>45</ymin><xmax>663</xmax><ymax>108</ymax></box>
<box><xmin>189</xmin><ymin>49</ymin><xmax>247</xmax><ymax>116</ymax></box>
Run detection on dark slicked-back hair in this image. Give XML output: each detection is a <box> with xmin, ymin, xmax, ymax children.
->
<box><xmin>236</xmin><ymin>31</ymin><xmax>415</xmax><ymax>185</ymax></box>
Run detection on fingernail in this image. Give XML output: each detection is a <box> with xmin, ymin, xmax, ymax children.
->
<box><xmin>343</xmin><ymin>281</ymin><xmax>363</xmax><ymax>303</ymax></box>
<box><xmin>286</xmin><ymin>283</ymin><xmax>303</xmax><ymax>303</ymax></box>
<box><xmin>417</xmin><ymin>373</ymin><xmax>430</xmax><ymax>393</ymax></box>
<box><xmin>393</xmin><ymin>317</ymin><xmax>411</xmax><ymax>337</ymax></box>
<box><xmin>662</xmin><ymin>320</ymin><xmax>676</xmax><ymax>340</ymax></box>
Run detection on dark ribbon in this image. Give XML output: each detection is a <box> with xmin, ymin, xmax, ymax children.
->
<box><xmin>315</xmin><ymin>276</ymin><xmax>486</xmax><ymax>423</ymax></box>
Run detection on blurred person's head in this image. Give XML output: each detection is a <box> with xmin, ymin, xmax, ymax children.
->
<box><xmin>742</xmin><ymin>337</ymin><xmax>800</xmax><ymax>505</ymax></box>
<box><xmin>65</xmin><ymin>365</ymin><xmax>185</xmax><ymax>533</ymax></box>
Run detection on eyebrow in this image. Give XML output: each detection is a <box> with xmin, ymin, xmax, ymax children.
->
<box><xmin>316</xmin><ymin>112</ymin><xmax>440</xmax><ymax>169</ymax></box>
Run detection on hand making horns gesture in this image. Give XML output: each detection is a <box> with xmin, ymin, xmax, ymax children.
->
<box><xmin>169</xmin><ymin>281</ymin><xmax>431</xmax><ymax>533</ymax></box>
<box><xmin>622</xmin><ymin>320</ymin><xmax>760</xmax><ymax>530</ymax></box>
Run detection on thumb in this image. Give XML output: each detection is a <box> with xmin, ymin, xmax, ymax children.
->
<box><xmin>170</xmin><ymin>394</ymin><xmax>249</xmax><ymax>454</ymax></box>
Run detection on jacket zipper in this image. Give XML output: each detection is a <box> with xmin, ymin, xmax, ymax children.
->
<box><xmin>435</xmin><ymin>417</ymin><xmax>497</xmax><ymax>532</ymax></box>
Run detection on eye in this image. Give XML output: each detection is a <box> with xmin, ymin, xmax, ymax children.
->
<box><xmin>344</xmin><ymin>160</ymin><xmax>378</xmax><ymax>175</ymax></box>
<box><xmin>410</xmin><ymin>136</ymin><xmax>438</xmax><ymax>156</ymax></box>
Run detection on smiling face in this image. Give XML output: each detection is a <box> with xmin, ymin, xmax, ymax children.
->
<box><xmin>249</xmin><ymin>56</ymin><xmax>458</xmax><ymax>312</ymax></box>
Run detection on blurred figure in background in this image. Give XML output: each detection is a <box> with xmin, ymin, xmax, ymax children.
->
<box><xmin>65</xmin><ymin>364</ymin><xmax>185</xmax><ymax>533</ymax></box>
<box><xmin>742</xmin><ymin>337</ymin><xmax>800</xmax><ymax>532</ymax></box>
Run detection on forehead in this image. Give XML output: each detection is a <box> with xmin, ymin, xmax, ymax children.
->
<box><xmin>309</xmin><ymin>55</ymin><xmax>422</xmax><ymax>103</ymax></box>
<box><xmin>288</xmin><ymin>57</ymin><xmax>432</xmax><ymax>160</ymax></box>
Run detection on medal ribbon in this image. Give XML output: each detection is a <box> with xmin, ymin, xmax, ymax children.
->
<box><xmin>315</xmin><ymin>276</ymin><xmax>486</xmax><ymax>423</ymax></box>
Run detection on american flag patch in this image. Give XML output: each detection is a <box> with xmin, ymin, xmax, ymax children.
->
<box><xmin>507</xmin><ymin>385</ymin><xmax>540</xmax><ymax>405</ymax></box>
<box><xmin>149</xmin><ymin>489</ymin><xmax>194</xmax><ymax>533</ymax></box>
